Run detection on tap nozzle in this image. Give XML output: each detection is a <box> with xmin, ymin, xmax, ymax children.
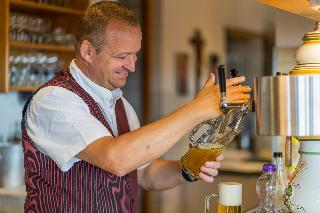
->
<box><xmin>217</xmin><ymin>64</ymin><xmax>248</xmax><ymax>133</ymax></box>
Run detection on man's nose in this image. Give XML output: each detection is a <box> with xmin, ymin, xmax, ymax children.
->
<box><xmin>123</xmin><ymin>55</ymin><xmax>137</xmax><ymax>72</ymax></box>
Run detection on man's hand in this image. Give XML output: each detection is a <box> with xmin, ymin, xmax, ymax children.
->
<box><xmin>192</xmin><ymin>74</ymin><xmax>251</xmax><ymax>122</ymax></box>
<box><xmin>199</xmin><ymin>154</ymin><xmax>224</xmax><ymax>182</ymax></box>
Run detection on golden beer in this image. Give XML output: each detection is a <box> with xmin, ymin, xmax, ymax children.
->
<box><xmin>181</xmin><ymin>144</ymin><xmax>224</xmax><ymax>178</ymax></box>
<box><xmin>218</xmin><ymin>204</ymin><xmax>242</xmax><ymax>213</ymax></box>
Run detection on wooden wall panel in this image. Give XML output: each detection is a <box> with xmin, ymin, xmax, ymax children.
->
<box><xmin>0</xmin><ymin>0</ymin><xmax>9</xmax><ymax>93</ymax></box>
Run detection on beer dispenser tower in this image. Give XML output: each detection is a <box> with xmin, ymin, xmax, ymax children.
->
<box><xmin>254</xmin><ymin>13</ymin><xmax>320</xmax><ymax>213</ymax></box>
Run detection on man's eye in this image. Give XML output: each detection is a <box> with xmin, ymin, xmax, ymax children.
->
<box><xmin>115</xmin><ymin>55</ymin><xmax>128</xmax><ymax>60</ymax></box>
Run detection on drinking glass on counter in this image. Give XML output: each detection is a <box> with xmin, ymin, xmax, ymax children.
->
<box><xmin>205</xmin><ymin>182</ymin><xmax>242</xmax><ymax>213</ymax></box>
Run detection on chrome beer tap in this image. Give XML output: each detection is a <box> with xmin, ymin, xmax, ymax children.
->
<box><xmin>189</xmin><ymin>65</ymin><xmax>249</xmax><ymax>148</ymax></box>
<box><xmin>218</xmin><ymin>65</ymin><xmax>248</xmax><ymax>134</ymax></box>
<box><xmin>182</xmin><ymin>65</ymin><xmax>250</xmax><ymax>180</ymax></box>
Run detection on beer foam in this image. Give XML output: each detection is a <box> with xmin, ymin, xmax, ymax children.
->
<box><xmin>198</xmin><ymin>143</ymin><xmax>224</xmax><ymax>149</ymax></box>
<box><xmin>218</xmin><ymin>182</ymin><xmax>242</xmax><ymax>206</ymax></box>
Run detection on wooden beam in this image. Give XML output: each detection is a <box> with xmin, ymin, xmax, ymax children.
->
<box><xmin>0</xmin><ymin>0</ymin><xmax>9</xmax><ymax>93</ymax></box>
<box><xmin>10</xmin><ymin>0</ymin><xmax>85</xmax><ymax>16</ymax></box>
<box><xmin>258</xmin><ymin>0</ymin><xmax>320</xmax><ymax>21</ymax></box>
<box><xmin>142</xmin><ymin>0</ymin><xmax>151</xmax><ymax>125</ymax></box>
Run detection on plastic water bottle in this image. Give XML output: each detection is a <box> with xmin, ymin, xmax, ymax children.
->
<box><xmin>273</xmin><ymin>152</ymin><xmax>288</xmax><ymax>212</ymax></box>
<box><xmin>256</xmin><ymin>164</ymin><xmax>277</xmax><ymax>213</ymax></box>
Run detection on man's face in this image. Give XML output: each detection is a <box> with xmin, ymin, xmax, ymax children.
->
<box><xmin>89</xmin><ymin>20</ymin><xmax>142</xmax><ymax>90</ymax></box>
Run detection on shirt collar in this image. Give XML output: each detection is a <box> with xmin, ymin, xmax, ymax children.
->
<box><xmin>69</xmin><ymin>59</ymin><xmax>122</xmax><ymax>108</ymax></box>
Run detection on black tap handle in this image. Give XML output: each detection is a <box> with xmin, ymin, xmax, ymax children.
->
<box><xmin>230</xmin><ymin>68</ymin><xmax>239</xmax><ymax>78</ymax></box>
<box><xmin>218</xmin><ymin>65</ymin><xmax>226</xmax><ymax>93</ymax></box>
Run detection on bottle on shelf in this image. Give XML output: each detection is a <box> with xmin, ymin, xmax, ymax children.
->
<box><xmin>256</xmin><ymin>163</ymin><xmax>277</xmax><ymax>213</ymax></box>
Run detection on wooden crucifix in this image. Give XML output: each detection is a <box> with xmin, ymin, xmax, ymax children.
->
<box><xmin>189</xmin><ymin>29</ymin><xmax>204</xmax><ymax>92</ymax></box>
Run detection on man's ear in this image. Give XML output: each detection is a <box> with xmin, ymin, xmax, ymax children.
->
<box><xmin>80</xmin><ymin>40</ymin><xmax>95</xmax><ymax>63</ymax></box>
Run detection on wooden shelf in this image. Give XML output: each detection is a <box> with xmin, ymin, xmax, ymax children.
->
<box><xmin>0</xmin><ymin>0</ymin><xmax>88</xmax><ymax>93</ymax></box>
<box><xmin>10</xmin><ymin>0</ymin><xmax>85</xmax><ymax>16</ymax></box>
<box><xmin>9</xmin><ymin>85</ymin><xmax>39</xmax><ymax>92</ymax></box>
<box><xmin>0</xmin><ymin>0</ymin><xmax>9</xmax><ymax>93</ymax></box>
<box><xmin>10</xmin><ymin>41</ymin><xmax>74</xmax><ymax>52</ymax></box>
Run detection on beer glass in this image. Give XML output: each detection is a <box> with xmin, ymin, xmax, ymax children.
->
<box><xmin>180</xmin><ymin>142</ymin><xmax>224</xmax><ymax>179</ymax></box>
<box><xmin>205</xmin><ymin>182</ymin><xmax>242</xmax><ymax>213</ymax></box>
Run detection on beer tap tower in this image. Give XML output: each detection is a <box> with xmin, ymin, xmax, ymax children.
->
<box><xmin>255</xmin><ymin>1</ymin><xmax>320</xmax><ymax>211</ymax></box>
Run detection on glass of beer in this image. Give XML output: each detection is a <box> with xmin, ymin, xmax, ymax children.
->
<box><xmin>218</xmin><ymin>182</ymin><xmax>242</xmax><ymax>213</ymax></box>
<box><xmin>181</xmin><ymin>105</ymin><xmax>248</xmax><ymax>179</ymax></box>
<box><xmin>181</xmin><ymin>143</ymin><xmax>224</xmax><ymax>179</ymax></box>
<box><xmin>205</xmin><ymin>182</ymin><xmax>242</xmax><ymax>213</ymax></box>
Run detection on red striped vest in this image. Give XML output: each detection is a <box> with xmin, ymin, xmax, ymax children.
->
<box><xmin>21</xmin><ymin>70</ymin><xmax>138</xmax><ymax>213</ymax></box>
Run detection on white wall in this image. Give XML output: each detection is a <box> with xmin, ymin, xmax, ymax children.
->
<box><xmin>275</xmin><ymin>10</ymin><xmax>314</xmax><ymax>48</ymax></box>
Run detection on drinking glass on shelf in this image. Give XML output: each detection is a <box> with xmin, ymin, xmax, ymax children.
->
<box><xmin>9</xmin><ymin>66</ymin><xmax>18</xmax><ymax>86</ymax></box>
<box><xmin>10</xmin><ymin>12</ymin><xmax>52</xmax><ymax>44</ymax></box>
<box><xmin>64</xmin><ymin>33</ymin><xmax>75</xmax><ymax>47</ymax></box>
<box><xmin>9</xmin><ymin>52</ymin><xmax>62</xmax><ymax>86</ymax></box>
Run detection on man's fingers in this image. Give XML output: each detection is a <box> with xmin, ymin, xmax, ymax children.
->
<box><xmin>227</xmin><ymin>86</ymin><xmax>251</xmax><ymax>94</ymax></box>
<box><xmin>228</xmin><ymin>93</ymin><xmax>250</xmax><ymax>101</ymax></box>
<box><xmin>228</xmin><ymin>99</ymin><xmax>249</xmax><ymax>105</ymax></box>
<box><xmin>215</xmin><ymin>154</ymin><xmax>224</xmax><ymax>161</ymax></box>
<box><xmin>203</xmin><ymin>161</ymin><xmax>221</xmax><ymax>169</ymax></box>
<box><xmin>203</xmin><ymin>73</ymin><xmax>216</xmax><ymax>88</ymax></box>
<box><xmin>209</xmin><ymin>73</ymin><xmax>216</xmax><ymax>84</ymax></box>
<box><xmin>226</xmin><ymin>76</ymin><xmax>245</xmax><ymax>87</ymax></box>
<box><xmin>226</xmin><ymin>94</ymin><xmax>250</xmax><ymax>105</ymax></box>
<box><xmin>200</xmin><ymin>166</ymin><xmax>219</xmax><ymax>177</ymax></box>
<box><xmin>199</xmin><ymin>157</ymin><xmax>223</xmax><ymax>183</ymax></box>
<box><xmin>225</xmin><ymin>82</ymin><xmax>251</xmax><ymax>102</ymax></box>
<box><xmin>199</xmin><ymin>172</ymin><xmax>215</xmax><ymax>183</ymax></box>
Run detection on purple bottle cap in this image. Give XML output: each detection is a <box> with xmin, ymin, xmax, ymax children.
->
<box><xmin>262</xmin><ymin>163</ymin><xmax>276</xmax><ymax>172</ymax></box>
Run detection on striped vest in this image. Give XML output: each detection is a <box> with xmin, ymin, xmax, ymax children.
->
<box><xmin>22</xmin><ymin>70</ymin><xmax>138</xmax><ymax>213</ymax></box>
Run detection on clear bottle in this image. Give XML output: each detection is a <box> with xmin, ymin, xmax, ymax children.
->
<box><xmin>256</xmin><ymin>164</ymin><xmax>277</xmax><ymax>213</ymax></box>
<box><xmin>273</xmin><ymin>152</ymin><xmax>288</xmax><ymax>212</ymax></box>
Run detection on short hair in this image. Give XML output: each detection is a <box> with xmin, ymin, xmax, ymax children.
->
<box><xmin>75</xmin><ymin>1</ymin><xmax>140</xmax><ymax>54</ymax></box>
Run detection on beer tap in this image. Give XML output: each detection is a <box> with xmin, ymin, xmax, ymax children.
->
<box><xmin>217</xmin><ymin>65</ymin><xmax>248</xmax><ymax>134</ymax></box>
<box><xmin>182</xmin><ymin>65</ymin><xmax>251</xmax><ymax>181</ymax></box>
<box><xmin>188</xmin><ymin>65</ymin><xmax>249</xmax><ymax>148</ymax></box>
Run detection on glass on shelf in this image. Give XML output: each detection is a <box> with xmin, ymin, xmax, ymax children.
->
<box><xmin>9</xmin><ymin>52</ymin><xmax>64</xmax><ymax>87</ymax></box>
<box><xmin>32</xmin><ymin>0</ymin><xmax>72</xmax><ymax>8</ymax></box>
<box><xmin>9</xmin><ymin>12</ymin><xmax>74</xmax><ymax>47</ymax></box>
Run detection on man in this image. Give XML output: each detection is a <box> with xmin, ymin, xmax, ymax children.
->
<box><xmin>22</xmin><ymin>1</ymin><xmax>251</xmax><ymax>212</ymax></box>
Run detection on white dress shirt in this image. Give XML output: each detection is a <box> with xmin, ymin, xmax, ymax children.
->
<box><xmin>26</xmin><ymin>60</ymin><xmax>140</xmax><ymax>172</ymax></box>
